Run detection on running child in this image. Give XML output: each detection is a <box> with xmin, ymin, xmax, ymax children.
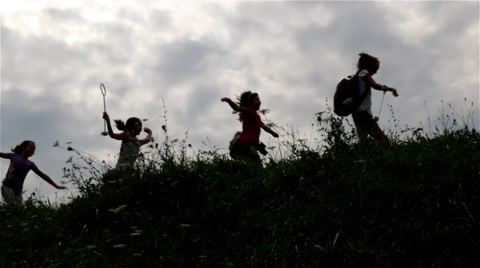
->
<box><xmin>221</xmin><ymin>91</ymin><xmax>279</xmax><ymax>162</ymax></box>
<box><xmin>0</xmin><ymin>140</ymin><xmax>67</xmax><ymax>206</ymax></box>
<box><xmin>353</xmin><ymin>52</ymin><xmax>399</xmax><ymax>143</ymax></box>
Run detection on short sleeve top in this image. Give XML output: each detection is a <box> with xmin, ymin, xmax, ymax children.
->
<box><xmin>239</xmin><ymin>106</ymin><xmax>262</xmax><ymax>145</ymax></box>
<box><xmin>2</xmin><ymin>153</ymin><xmax>37</xmax><ymax>194</ymax></box>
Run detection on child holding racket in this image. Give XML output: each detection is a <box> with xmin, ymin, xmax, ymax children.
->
<box><xmin>221</xmin><ymin>91</ymin><xmax>279</xmax><ymax>163</ymax></box>
<box><xmin>0</xmin><ymin>140</ymin><xmax>67</xmax><ymax>206</ymax></box>
<box><xmin>102</xmin><ymin>112</ymin><xmax>153</xmax><ymax>170</ymax></box>
<box><xmin>352</xmin><ymin>52</ymin><xmax>399</xmax><ymax>143</ymax></box>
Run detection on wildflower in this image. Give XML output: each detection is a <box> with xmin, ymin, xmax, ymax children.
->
<box><xmin>130</xmin><ymin>232</ymin><xmax>142</xmax><ymax>237</ymax></box>
<box><xmin>108</xmin><ymin>205</ymin><xmax>127</xmax><ymax>214</ymax></box>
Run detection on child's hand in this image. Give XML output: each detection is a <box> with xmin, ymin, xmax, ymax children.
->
<box><xmin>391</xmin><ymin>88</ymin><xmax>399</xmax><ymax>97</ymax></box>
<box><xmin>144</xmin><ymin>127</ymin><xmax>152</xmax><ymax>134</ymax></box>
<box><xmin>103</xmin><ymin>112</ymin><xmax>110</xmax><ymax>121</ymax></box>
<box><xmin>342</xmin><ymin>97</ymin><xmax>353</xmax><ymax>105</ymax></box>
<box><xmin>272</xmin><ymin>132</ymin><xmax>279</xmax><ymax>138</ymax></box>
<box><xmin>221</xmin><ymin>97</ymin><xmax>230</xmax><ymax>102</ymax></box>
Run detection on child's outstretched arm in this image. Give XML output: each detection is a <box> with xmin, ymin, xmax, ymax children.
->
<box><xmin>103</xmin><ymin>112</ymin><xmax>128</xmax><ymax>140</ymax></box>
<box><xmin>139</xmin><ymin>127</ymin><xmax>153</xmax><ymax>145</ymax></box>
<box><xmin>365</xmin><ymin>75</ymin><xmax>399</xmax><ymax>97</ymax></box>
<box><xmin>221</xmin><ymin>97</ymin><xmax>246</xmax><ymax>113</ymax></box>
<box><xmin>261</xmin><ymin>123</ymin><xmax>279</xmax><ymax>138</ymax></box>
<box><xmin>0</xmin><ymin>152</ymin><xmax>11</xmax><ymax>159</ymax></box>
<box><xmin>32</xmin><ymin>166</ymin><xmax>67</xmax><ymax>190</ymax></box>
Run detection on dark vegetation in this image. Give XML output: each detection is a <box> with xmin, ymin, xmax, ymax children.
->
<box><xmin>0</xmin><ymin>103</ymin><xmax>478</xmax><ymax>267</ymax></box>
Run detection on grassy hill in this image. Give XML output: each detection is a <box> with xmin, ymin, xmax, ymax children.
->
<box><xmin>0</xmin><ymin>112</ymin><xmax>479</xmax><ymax>267</ymax></box>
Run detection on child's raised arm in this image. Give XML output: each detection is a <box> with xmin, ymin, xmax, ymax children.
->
<box><xmin>221</xmin><ymin>97</ymin><xmax>246</xmax><ymax>113</ymax></box>
<box><xmin>139</xmin><ymin>127</ymin><xmax>153</xmax><ymax>145</ymax></box>
<box><xmin>103</xmin><ymin>112</ymin><xmax>128</xmax><ymax>140</ymax></box>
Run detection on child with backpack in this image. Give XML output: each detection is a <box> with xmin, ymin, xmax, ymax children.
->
<box><xmin>0</xmin><ymin>140</ymin><xmax>67</xmax><ymax>206</ymax></box>
<box><xmin>352</xmin><ymin>52</ymin><xmax>399</xmax><ymax>143</ymax></box>
<box><xmin>221</xmin><ymin>91</ymin><xmax>279</xmax><ymax>163</ymax></box>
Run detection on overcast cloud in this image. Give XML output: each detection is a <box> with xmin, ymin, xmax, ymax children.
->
<box><xmin>1</xmin><ymin>1</ymin><xmax>479</xmax><ymax>204</ymax></box>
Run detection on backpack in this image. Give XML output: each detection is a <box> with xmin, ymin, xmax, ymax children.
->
<box><xmin>333</xmin><ymin>71</ymin><xmax>368</xmax><ymax>116</ymax></box>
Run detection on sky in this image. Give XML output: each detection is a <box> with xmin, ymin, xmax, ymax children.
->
<box><xmin>0</xmin><ymin>1</ymin><xmax>479</xmax><ymax>204</ymax></box>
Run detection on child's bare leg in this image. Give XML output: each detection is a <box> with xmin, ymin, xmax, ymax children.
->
<box><xmin>249</xmin><ymin>145</ymin><xmax>261</xmax><ymax>163</ymax></box>
<box><xmin>354</xmin><ymin>122</ymin><xmax>369</xmax><ymax>143</ymax></box>
<box><xmin>370</xmin><ymin>122</ymin><xmax>389</xmax><ymax>143</ymax></box>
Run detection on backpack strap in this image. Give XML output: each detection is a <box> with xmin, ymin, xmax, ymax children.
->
<box><xmin>352</xmin><ymin>70</ymin><xmax>370</xmax><ymax>111</ymax></box>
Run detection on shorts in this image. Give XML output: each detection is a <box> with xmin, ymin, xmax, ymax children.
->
<box><xmin>1</xmin><ymin>185</ymin><xmax>23</xmax><ymax>206</ymax></box>
<box><xmin>352</xmin><ymin>110</ymin><xmax>375</xmax><ymax>130</ymax></box>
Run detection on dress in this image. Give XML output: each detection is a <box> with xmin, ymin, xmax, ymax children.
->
<box><xmin>116</xmin><ymin>137</ymin><xmax>142</xmax><ymax>169</ymax></box>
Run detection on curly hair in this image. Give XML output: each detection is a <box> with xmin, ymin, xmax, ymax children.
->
<box><xmin>357</xmin><ymin>52</ymin><xmax>380</xmax><ymax>72</ymax></box>
<box><xmin>235</xmin><ymin>91</ymin><xmax>258</xmax><ymax>121</ymax></box>
<box><xmin>238</xmin><ymin>91</ymin><xmax>258</xmax><ymax>107</ymax></box>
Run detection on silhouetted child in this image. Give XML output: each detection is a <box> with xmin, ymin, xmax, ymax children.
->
<box><xmin>353</xmin><ymin>52</ymin><xmax>399</xmax><ymax>143</ymax></box>
<box><xmin>0</xmin><ymin>140</ymin><xmax>67</xmax><ymax>206</ymax></box>
<box><xmin>103</xmin><ymin>112</ymin><xmax>152</xmax><ymax>171</ymax></box>
<box><xmin>221</xmin><ymin>91</ymin><xmax>279</xmax><ymax>162</ymax></box>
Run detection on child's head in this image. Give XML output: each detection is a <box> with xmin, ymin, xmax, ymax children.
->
<box><xmin>115</xmin><ymin>117</ymin><xmax>142</xmax><ymax>135</ymax></box>
<box><xmin>357</xmin><ymin>52</ymin><xmax>380</xmax><ymax>74</ymax></box>
<box><xmin>235</xmin><ymin>91</ymin><xmax>261</xmax><ymax>121</ymax></box>
<box><xmin>12</xmin><ymin>140</ymin><xmax>36</xmax><ymax>156</ymax></box>
<box><xmin>238</xmin><ymin>91</ymin><xmax>261</xmax><ymax>110</ymax></box>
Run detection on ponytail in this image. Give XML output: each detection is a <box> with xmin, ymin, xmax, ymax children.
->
<box><xmin>11</xmin><ymin>140</ymin><xmax>34</xmax><ymax>154</ymax></box>
<box><xmin>114</xmin><ymin>120</ymin><xmax>127</xmax><ymax>131</ymax></box>
<box><xmin>115</xmin><ymin>117</ymin><xmax>141</xmax><ymax>132</ymax></box>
